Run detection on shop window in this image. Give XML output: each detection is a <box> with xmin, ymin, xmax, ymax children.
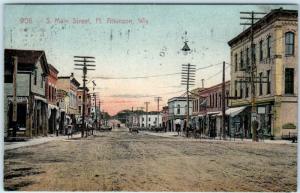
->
<box><xmin>285</xmin><ymin>68</ymin><xmax>294</xmax><ymax>94</ymax></box>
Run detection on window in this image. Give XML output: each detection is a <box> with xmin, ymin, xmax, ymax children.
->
<box><xmin>209</xmin><ymin>95</ymin><xmax>212</xmax><ymax>107</ymax></box>
<box><xmin>79</xmin><ymin>96</ymin><xmax>81</xmax><ymax>100</ymax></box>
<box><xmin>239</xmin><ymin>82</ymin><xmax>243</xmax><ymax>98</ymax></box>
<box><xmin>267</xmin><ymin>70</ymin><xmax>271</xmax><ymax>94</ymax></box>
<box><xmin>285</xmin><ymin>68</ymin><xmax>294</xmax><ymax>94</ymax></box>
<box><xmin>253</xmin><ymin>44</ymin><xmax>256</xmax><ymax>64</ymax></box>
<box><xmin>285</xmin><ymin>32</ymin><xmax>295</xmax><ymax>56</ymax></box>
<box><xmin>177</xmin><ymin>104</ymin><xmax>180</xmax><ymax>114</ymax></box>
<box><xmin>34</xmin><ymin>70</ymin><xmax>37</xmax><ymax>85</ymax></box>
<box><xmin>142</xmin><ymin>117</ymin><xmax>144</xmax><ymax>121</ymax></box>
<box><xmin>234</xmin><ymin>53</ymin><xmax>238</xmax><ymax>71</ymax></box>
<box><xmin>212</xmin><ymin>94</ymin><xmax>214</xmax><ymax>107</ymax></box>
<box><xmin>41</xmin><ymin>76</ymin><xmax>44</xmax><ymax>88</ymax></box>
<box><xmin>226</xmin><ymin>91</ymin><xmax>229</xmax><ymax>106</ymax></box>
<box><xmin>149</xmin><ymin>117</ymin><xmax>151</xmax><ymax>121</ymax></box>
<box><xmin>245</xmin><ymin>83</ymin><xmax>249</xmax><ymax>98</ymax></box>
<box><xmin>215</xmin><ymin>93</ymin><xmax>218</xmax><ymax>108</ymax></box>
<box><xmin>259</xmin><ymin>40</ymin><xmax>263</xmax><ymax>61</ymax></box>
<box><xmin>78</xmin><ymin>106</ymin><xmax>81</xmax><ymax>113</ymax></box>
<box><xmin>246</xmin><ymin>47</ymin><xmax>250</xmax><ymax>66</ymax></box>
<box><xmin>219</xmin><ymin>94</ymin><xmax>221</xmax><ymax>108</ymax></box>
<box><xmin>267</xmin><ymin>36</ymin><xmax>271</xmax><ymax>58</ymax></box>
<box><xmin>235</xmin><ymin>81</ymin><xmax>237</xmax><ymax>97</ymax></box>
<box><xmin>4</xmin><ymin>68</ymin><xmax>13</xmax><ymax>83</ymax></box>
<box><xmin>49</xmin><ymin>86</ymin><xmax>52</xmax><ymax>101</ymax></box>
<box><xmin>259</xmin><ymin>72</ymin><xmax>263</xmax><ymax>96</ymax></box>
<box><xmin>240</xmin><ymin>51</ymin><xmax>244</xmax><ymax>69</ymax></box>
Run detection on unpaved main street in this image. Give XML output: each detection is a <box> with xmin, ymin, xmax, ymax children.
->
<box><xmin>4</xmin><ymin>126</ymin><xmax>297</xmax><ymax>191</ymax></box>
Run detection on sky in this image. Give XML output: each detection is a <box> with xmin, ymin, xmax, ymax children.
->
<box><xmin>4</xmin><ymin>4</ymin><xmax>297</xmax><ymax>115</ymax></box>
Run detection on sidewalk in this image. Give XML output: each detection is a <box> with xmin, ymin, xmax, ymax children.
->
<box><xmin>4</xmin><ymin>133</ymin><xmax>82</xmax><ymax>151</ymax></box>
<box><xmin>142</xmin><ymin>131</ymin><xmax>296</xmax><ymax>145</ymax></box>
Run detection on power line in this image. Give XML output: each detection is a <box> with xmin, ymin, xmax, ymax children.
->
<box><xmin>92</xmin><ymin>62</ymin><xmax>224</xmax><ymax>80</ymax></box>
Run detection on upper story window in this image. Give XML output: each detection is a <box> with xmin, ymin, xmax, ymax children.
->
<box><xmin>177</xmin><ymin>104</ymin><xmax>180</xmax><ymax>114</ymax></box>
<box><xmin>240</xmin><ymin>50</ymin><xmax>244</xmax><ymax>69</ymax></box>
<box><xmin>234</xmin><ymin>53</ymin><xmax>238</xmax><ymax>72</ymax></box>
<box><xmin>234</xmin><ymin>81</ymin><xmax>238</xmax><ymax>97</ymax></box>
<box><xmin>259</xmin><ymin>72</ymin><xmax>263</xmax><ymax>96</ymax></box>
<box><xmin>285</xmin><ymin>32</ymin><xmax>295</xmax><ymax>56</ymax></box>
<box><xmin>267</xmin><ymin>70</ymin><xmax>271</xmax><ymax>94</ymax></box>
<box><xmin>252</xmin><ymin>44</ymin><xmax>256</xmax><ymax>64</ymax></box>
<box><xmin>259</xmin><ymin>40</ymin><xmax>263</xmax><ymax>61</ymax></box>
<box><xmin>267</xmin><ymin>36</ymin><xmax>271</xmax><ymax>58</ymax></box>
<box><xmin>245</xmin><ymin>83</ymin><xmax>249</xmax><ymax>98</ymax></box>
<box><xmin>246</xmin><ymin>47</ymin><xmax>250</xmax><ymax>66</ymax></box>
<box><xmin>34</xmin><ymin>70</ymin><xmax>37</xmax><ymax>85</ymax></box>
<box><xmin>41</xmin><ymin>76</ymin><xmax>44</xmax><ymax>88</ymax></box>
<box><xmin>215</xmin><ymin>93</ymin><xmax>218</xmax><ymax>108</ymax></box>
<box><xmin>239</xmin><ymin>82</ymin><xmax>243</xmax><ymax>98</ymax></box>
<box><xmin>285</xmin><ymin>68</ymin><xmax>294</xmax><ymax>94</ymax></box>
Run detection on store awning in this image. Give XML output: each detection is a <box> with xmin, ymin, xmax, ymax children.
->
<box><xmin>174</xmin><ymin>119</ymin><xmax>181</xmax><ymax>124</ymax></box>
<box><xmin>207</xmin><ymin>111</ymin><xmax>221</xmax><ymax>115</ymax></box>
<box><xmin>225</xmin><ymin>106</ymin><xmax>247</xmax><ymax>117</ymax></box>
<box><xmin>48</xmin><ymin>104</ymin><xmax>59</xmax><ymax>110</ymax></box>
<box><xmin>34</xmin><ymin>95</ymin><xmax>47</xmax><ymax>103</ymax></box>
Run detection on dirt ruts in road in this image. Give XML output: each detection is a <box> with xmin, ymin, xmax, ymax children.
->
<box><xmin>4</xmin><ymin>130</ymin><xmax>297</xmax><ymax>191</ymax></box>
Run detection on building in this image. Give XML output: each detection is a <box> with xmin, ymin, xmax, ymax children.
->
<box><xmin>139</xmin><ymin>112</ymin><xmax>162</xmax><ymax>128</ymax></box>
<box><xmin>161</xmin><ymin>106</ymin><xmax>169</xmax><ymax>131</ymax></box>
<box><xmin>77</xmin><ymin>87</ymin><xmax>90</xmax><ymax>117</ymax></box>
<box><xmin>228</xmin><ymin>8</ymin><xmax>298</xmax><ymax>139</ymax></box>
<box><xmin>167</xmin><ymin>97</ymin><xmax>193</xmax><ymax>132</ymax></box>
<box><xmin>57</xmin><ymin>73</ymin><xmax>80</xmax><ymax>123</ymax></box>
<box><xmin>4</xmin><ymin>49</ymin><xmax>50</xmax><ymax>138</ymax></box>
<box><xmin>191</xmin><ymin>82</ymin><xmax>230</xmax><ymax>138</ymax></box>
<box><xmin>46</xmin><ymin>64</ymin><xmax>60</xmax><ymax>135</ymax></box>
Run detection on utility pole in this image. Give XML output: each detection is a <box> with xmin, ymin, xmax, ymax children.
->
<box><xmin>222</xmin><ymin>61</ymin><xmax>226</xmax><ymax>139</ymax></box>
<box><xmin>201</xmin><ymin>79</ymin><xmax>205</xmax><ymax>88</ymax></box>
<box><xmin>144</xmin><ymin>102</ymin><xmax>150</xmax><ymax>129</ymax></box>
<box><xmin>98</xmin><ymin>100</ymin><xmax>101</xmax><ymax>128</ymax></box>
<box><xmin>181</xmin><ymin>63</ymin><xmax>196</xmax><ymax>137</ymax></box>
<box><xmin>240</xmin><ymin>11</ymin><xmax>265</xmax><ymax>142</ymax></box>
<box><xmin>154</xmin><ymin>97</ymin><xmax>162</xmax><ymax>128</ymax></box>
<box><xmin>74</xmin><ymin>56</ymin><xmax>96</xmax><ymax>138</ymax></box>
<box><xmin>12</xmin><ymin>56</ymin><xmax>18</xmax><ymax>138</ymax></box>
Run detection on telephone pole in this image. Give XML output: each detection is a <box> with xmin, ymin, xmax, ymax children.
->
<box><xmin>240</xmin><ymin>11</ymin><xmax>265</xmax><ymax>142</ymax></box>
<box><xmin>144</xmin><ymin>102</ymin><xmax>150</xmax><ymax>129</ymax></box>
<box><xmin>181</xmin><ymin>63</ymin><xmax>196</xmax><ymax>137</ymax></box>
<box><xmin>154</xmin><ymin>97</ymin><xmax>162</xmax><ymax>127</ymax></box>
<box><xmin>12</xmin><ymin>56</ymin><xmax>18</xmax><ymax>138</ymax></box>
<box><xmin>74</xmin><ymin>56</ymin><xmax>96</xmax><ymax>138</ymax></box>
<box><xmin>221</xmin><ymin>61</ymin><xmax>226</xmax><ymax>139</ymax></box>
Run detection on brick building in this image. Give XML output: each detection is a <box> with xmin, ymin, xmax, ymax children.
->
<box><xmin>46</xmin><ymin>64</ymin><xmax>60</xmax><ymax>134</ymax></box>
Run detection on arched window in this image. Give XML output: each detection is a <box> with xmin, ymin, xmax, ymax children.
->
<box><xmin>177</xmin><ymin>104</ymin><xmax>180</xmax><ymax>115</ymax></box>
<box><xmin>285</xmin><ymin>32</ymin><xmax>295</xmax><ymax>56</ymax></box>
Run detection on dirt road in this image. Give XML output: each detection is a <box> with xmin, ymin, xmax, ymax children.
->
<box><xmin>4</xmin><ymin>126</ymin><xmax>297</xmax><ymax>191</ymax></box>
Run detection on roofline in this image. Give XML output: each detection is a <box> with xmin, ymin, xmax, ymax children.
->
<box><xmin>228</xmin><ymin>8</ymin><xmax>298</xmax><ymax>46</ymax></box>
